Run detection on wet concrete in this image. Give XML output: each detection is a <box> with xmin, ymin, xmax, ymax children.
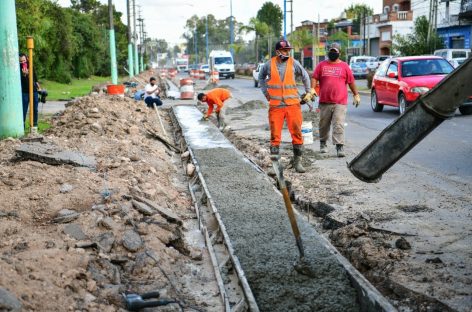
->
<box><xmin>174</xmin><ymin>105</ymin><xmax>360</xmax><ymax>311</ymax></box>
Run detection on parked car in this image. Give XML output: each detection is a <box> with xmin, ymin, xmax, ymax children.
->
<box><xmin>450</xmin><ymin>57</ymin><xmax>467</xmax><ymax>68</ymax></box>
<box><xmin>350</xmin><ymin>62</ymin><xmax>369</xmax><ymax>79</ymax></box>
<box><xmin>434</xmin><ymin>48</ymin><xmax>471</xmax><ymax>64</ymax></box>
<box><xmin>366</xmin><ymin>55</ymin><xmax>392</xmax><ymax>70</ymax></box>
<box><xmin>349</xmin><ymin>55</ymin><xmax>376</xmax><ymax>67</ymax></box>
<box><xmin>199</xmin><ymin>64</ymin><xmax>210</xmax><ymax>74</ymax></box>
<box><xmin>371</xmin><ymin>55</ymin><xmax>472</xmax><ymax>115</ymax></box>
<box><xmin>252</xmin><ymin>63</ymin><xmax>265</xmax><ymax>87</ymax></box>
<box><xmin>187</xmin><ymin>64</ymin><xmax>199</xmax><ymax>73</ymax></box>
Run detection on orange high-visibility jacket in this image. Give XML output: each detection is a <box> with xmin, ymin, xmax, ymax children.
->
<box><xmin>205</xmin><ymin>88</ymin><xmax>231</xmax><ymax>116</ymax></box>
<box><xmin>266</xmin><ymin>57</ymin><xmax>299</xmax><ymax>107</ymax></box>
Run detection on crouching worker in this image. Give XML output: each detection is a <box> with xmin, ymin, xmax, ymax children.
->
<box><xmin>144</xmin><ymin>77</ymin><xmax>163</xmax><ymax>108</ymax></box>
<box><xmin>197</xmin><ymin>88</ymin><xmax>232</xmax><ymax>129</ymax></box>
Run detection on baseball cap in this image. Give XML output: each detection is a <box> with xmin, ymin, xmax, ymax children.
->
<box><xmin>275</xmin><ymin>39</ymin><xmax>293</xmax><ymax>50</ymax></box>
<box><xmin>329</xmin><ymin>43</ymin><xmax>341</xmax><ymax>53</ymax></box>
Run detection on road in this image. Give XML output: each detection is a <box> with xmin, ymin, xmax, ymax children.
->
<box><xmin>222</xmin><ymin>76</ymin><xmax>472</xmax><ymax>182</ymax></box>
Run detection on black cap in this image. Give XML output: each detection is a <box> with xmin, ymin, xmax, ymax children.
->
<box><xmin>328</xmin><ymin>43</ymin><xmax>341</xmax><ymax>53</ymax></box>
<box><xmin>275</xmin><ymin>39</ymin><xmax>293</xmax><ymax>51</ymax></box>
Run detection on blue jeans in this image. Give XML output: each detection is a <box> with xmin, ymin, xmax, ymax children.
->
<box><xmin>144</xmin><ymin>96</ymin><xmax>162</xmax><ymax>108</ymax></box>
<box><xmin>22</xmin><ymin>92</ymin><xmax>39</xmax><ymax>127</ymax></box>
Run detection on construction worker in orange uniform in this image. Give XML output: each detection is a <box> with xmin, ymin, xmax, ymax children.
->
<box><xmin>258</xmin><ymin>39</ymin><xmax>316</xmax><ymax>173</ymax></box>
<box><xmin>198</xmin><ymin>88</ymin><xmax>232</xmax><ymax>129</ymax></box>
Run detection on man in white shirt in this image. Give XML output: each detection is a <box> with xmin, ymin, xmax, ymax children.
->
<box><xmin>144</xmin><ymin>77</ymin><xmax>163</xmax><ymax>108</ymax></box>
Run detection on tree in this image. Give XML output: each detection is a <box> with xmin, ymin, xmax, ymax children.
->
<box><xmin>70</xmin><ymin>0</ymin><xmax>100</xmax><ymax>13</ymax></box>
<box><xmin>328</xmin><ymin>30</ymin><xmax>349</xmax><ymax>61</ymax></box>
<box><xmin>393</xmin><ymin>16</ymin><xmax>444</xmax><ymax>56</ymax></box>
<box><xmin>239</xmin><ymin>17</ymin><xmax>270</xmax><ymax>62</ymax></box>
<box><xmin>16</xmin><ymin>0</ymin><xmax>129</xmax><ymax>83</ymax></box>
<box><xmin>183</xmin><ymin>14</ymin><xmax>244</xmax><ymax>63</ymax></box>
<box><xmin>289</xmin><ymin>29</ymin><xmax>314</xmax><ymax>66</ymax></box>
<box><xmin>256</xmin><ymin>2</ymin><xmax>283</xmax><ymax>39</ymax></box>
<box><xmin>344</xmin><ymin>4</ymin><xmax>373</xmax><ymax>35</ymax></box>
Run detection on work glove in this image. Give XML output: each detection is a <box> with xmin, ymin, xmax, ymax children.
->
<box><xmin>302</xmin><ymin>88</ymin><xmax>317</xmax><ymax>103</ymax></box>
<box><xmin>353</xmin><ymin>94</ymin><xmax>361</xmax><ymax>108</ymax></box>
<box><xmin>200</xmin><ymin>115</ymin><xmax>209</xmax><ymax>121</ymax></box>
<box><xmin>309</xmin><ymin>87</ymin><xmax>318</xmax><ymax>98</ymax></box>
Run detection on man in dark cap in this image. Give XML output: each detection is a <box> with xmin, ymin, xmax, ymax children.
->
<box><xmin>258</xmin><ymin>39</ymin><xmax>315</xmax><ymax>173</ymax></box>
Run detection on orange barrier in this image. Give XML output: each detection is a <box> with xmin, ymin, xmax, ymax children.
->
<box><xmin>199</xmin><ymin>70</ymin><xmax>205</xmax><ymax>80</ymax></box>
<box><xmin>180</xmin><ymin>78</ymin><xmax>194</xmax><ymax>100</ymax></box>
<box><xmin>211</xmin><ymin>71</ymin><xmax>219</xmax><ymax>83</ymax></box>
<box><xmin>107</xmin><ymin>84</ymin><xmax>125</xmax><ymax>96</ymax></box>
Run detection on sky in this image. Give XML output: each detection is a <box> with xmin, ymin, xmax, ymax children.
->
<box><xmin>57</xmin><ymin>0</ymin><xmax>382</xmax><ymax>46</ymax></box>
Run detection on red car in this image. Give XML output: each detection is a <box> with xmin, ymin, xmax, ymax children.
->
<box><xmin>371</xmin><ymin>56</ymin><xmax>472</xmax><ymax>115</ymax></box>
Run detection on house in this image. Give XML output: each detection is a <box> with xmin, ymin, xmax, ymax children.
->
<box><xmin>291</xmin><ymin>18</ymin><xmax>362</xmax><ymax>69</ymax></box>
<box><xmin>411</xmin><ymin>0</ymin><xmax>472</xmax><ymax>49</ymax></box>
<box><xmin>364</xmin><ymin>0</ymin><xmax>414</xmax><ymax>56</ymax></box>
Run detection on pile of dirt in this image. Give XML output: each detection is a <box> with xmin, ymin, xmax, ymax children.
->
<box><xmin>227</xmin><ymin>100</ymin><xmax>268</xmax><ymax>112</ymax></box>
<box><xmin>0</xmin><ymin>95</ymin><xmax>222</xmax><ymax>311</ymax></box>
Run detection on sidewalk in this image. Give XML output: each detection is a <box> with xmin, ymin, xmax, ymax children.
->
<box><xmin>39</xmin><ymin>100</ymin><xmax>67</xmax><ymax>115</ymax></box>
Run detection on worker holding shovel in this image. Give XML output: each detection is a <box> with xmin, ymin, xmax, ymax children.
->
<box><xmin>258</xmin><ymin>39</ymin><xmax>316</xmax><ymax>173</ymax></box>
<box><xmin>197</xmin><ymin>88</ymin><xmax>232</xmax><ymax>130</ymax></box>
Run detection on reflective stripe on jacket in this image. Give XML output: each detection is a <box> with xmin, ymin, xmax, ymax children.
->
<box><xmin>266</xmin><ymin>57</ymin><xmax>299</xmax><ymax>107</ymax></box>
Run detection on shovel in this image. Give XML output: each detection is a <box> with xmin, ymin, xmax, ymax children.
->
<box><xmin>271</xmin><ymin>157</ymin><xmax>305</xmax><ymax>259</ymax></box>
<box><xmin>152</xmin><ymin>102</ymin><xmax>169</xmax><ymax>139</ymax></box>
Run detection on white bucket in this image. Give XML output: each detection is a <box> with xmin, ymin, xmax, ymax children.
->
<box><xmin>301</xmin><ymin>121</ymin><xmax>313</xmax><ymax>145</ymax></box>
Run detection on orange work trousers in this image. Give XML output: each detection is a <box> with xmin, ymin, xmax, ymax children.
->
<box><xmin>268</xmin><ymin>104</ymin><xmax>303</xmax><ymax>147</ymax></box>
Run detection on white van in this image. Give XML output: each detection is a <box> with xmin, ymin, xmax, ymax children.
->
<box><xmin>433</xmin><ymin>49</ymin><xmax>471</xmax><ymax>64</ymax></box>
<box><xmin>209</xmin><ymin>50</ymin><xmax>235</xmax><ymax>79</ymax></box>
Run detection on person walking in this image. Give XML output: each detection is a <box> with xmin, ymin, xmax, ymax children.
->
<box><xmin>197</xmin><ymin>88</ymin><xmax>231</xmax><ymax>129</ymax></box>
<box><xmin>144</xmin><ymin>77</ymin><xmax>163</xmax><ymax>108</ymax></box>
<box><xmin>258</xmin><ymin>39</ymin><xmax>315</xmax><ymax>173</ymax></box>
<box><xmin>19</xmin><ymin>53</ymin><xmax>41</xmax><ymax>132</ymax></box>
<box><xmin>311</xmin><ymin>43</ymin><xmax>361</xmax><ymax>157</ymax></box>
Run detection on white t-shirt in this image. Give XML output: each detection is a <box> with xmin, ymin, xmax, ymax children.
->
<box><xmin>144</xmin><ymin>83</ymin><xmax>159</xmax><ymax>98</ymax></box>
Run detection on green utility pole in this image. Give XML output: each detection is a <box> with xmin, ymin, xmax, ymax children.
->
<box><xmin>134</xmin><ymin>44</ymin><xmax>139</xmax><ymax>74</ymax></box>
<box><xmin>108</xmin><ymin>0</ymin><xmax>118</xmax><ymax>84</ymax></box>
<box><xmin>138</xmin><ymin>16</ymin><xmax>144</xmax><ymax>72</ymax></box>
<box><xmin>133</xmin><ymin>0</ymin><xmax>139</xmax><ymax>74</ymax></box>
<box><xmin>127</xmin><ymin>0</ymin><xmax>134</xmax><ymax>77</ymax></box>
<box><xmin>0</xmin><ymin>0</ymin><xmax>24</xmax><ymax>138</ymax></box>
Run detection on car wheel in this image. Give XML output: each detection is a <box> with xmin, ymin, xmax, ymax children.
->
<box><xmin>254</xmin><ymin>80</ymin><xmax>259</xmax><ymax>88</ymax></box>
<box><xmin>399</xmin><ymin>93</ymin><xmax>407</xmax><ymax>115</ymax></box>
<box><xmin>459</xmin><ymin>105</ymin><xmax>472</xmax><ymax>115</ymax></box>
<box><xmin>370</xmin><ymin>90</ymin><xmax>383</xmax><ymax>112</ymax></box>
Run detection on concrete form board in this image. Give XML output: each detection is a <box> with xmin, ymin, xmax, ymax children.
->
<box><xmin>173</xmin><ymin>105</ymin><xmax>395</xmax><ymax>312</ymax></box>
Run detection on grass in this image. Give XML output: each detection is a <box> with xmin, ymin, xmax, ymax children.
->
<box><xmin>41</xmin><ymin>76</ymin><xmax>117</xmax><ymax>101</ymax></box>
<box><xmin>24</xmin><ymin>118</ymin><xmax>52</xmax><ymax>134</ymax></box>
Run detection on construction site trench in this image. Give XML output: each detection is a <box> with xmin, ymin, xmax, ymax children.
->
<box><xmin>1</xmin><ymin>71</ymin><xmax>469</xmax><ymax>312</ymax></box>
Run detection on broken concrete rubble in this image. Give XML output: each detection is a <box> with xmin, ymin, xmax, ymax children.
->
<box><xmin>0</xmin><ymin>90</ymin><xmax>223</xmax><ymax>311</ymax></box>
<box><xmin>16</xmin><ymin>142</ymin><xmax>96</xmax><ymax>168</ymax></box>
